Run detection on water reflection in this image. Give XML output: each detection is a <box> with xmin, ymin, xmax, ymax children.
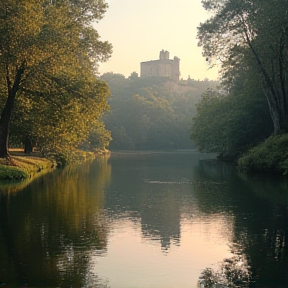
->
<box><xmin>0</xmin><ymin>157</ymin><xmax>111</xmax><ymax>287</ymax></box>
<box><xmin>103</xmin><ymin>152</ymin><xmax>220</xmax><ymax>253</ymax></box>
<box><xmin>198</xmin><ymin>255</ymin><xmax>251</xmax><ymax>288</ymax></box>
<box><xmin>93</xmin><ymin>152</ymin><xmax>233</xmax><ymax>287</ymax></box>
<box><xmin>194</xmin><ymin>160</ymin><xmax>288</xmax><ymax>288</ymax></box>
<box><xmin>0</xmin><ymin>152</ymin><xmax>287</xmax><ymax>288</ymax></box>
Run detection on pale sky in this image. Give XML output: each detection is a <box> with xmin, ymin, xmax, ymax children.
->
<box><xmin>95</xmin><ymin>0</ymin><xmax>219</xmax><ymax>80</ymax></box>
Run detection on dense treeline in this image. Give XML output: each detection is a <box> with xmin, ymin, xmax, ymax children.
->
<box><xmin>191</xmin><ymin>0</ymin><xmax>288</xmax><ymax>174</ymax></box>
<box><xmin>0</xmin><ymin>0</ymin><xmax>112</xmax><ymax>164</ymax></box>
<box><xmin>101</xmin><ymin>72</ymin><xmax>218</xmax><ymax>150</ymax></box>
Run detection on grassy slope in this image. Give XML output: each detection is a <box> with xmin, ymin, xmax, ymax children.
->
<box><xmin>238</xmin><ymin>134</ymin><xmax>288</xmax><ymax>175</ymax></box>
<box><xmin>0</xmin><ymin>154</ymin><xmax>55</xmax><ymax>180</ymax></box>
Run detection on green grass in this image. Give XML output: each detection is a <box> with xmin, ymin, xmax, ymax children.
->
<box><xmin>0</xmin><ymin>155</ymin><xmax>55</xmax><ymax>180</ymax></box>
<box><xmin>0</xmin><ymin>165</ymin><xmax>28</xmax><ymax>180</ymax></box>
<box><xmin>238</xmin><ymin>134</ymin><xmax>288</xmax><ymax>175</ymax></box>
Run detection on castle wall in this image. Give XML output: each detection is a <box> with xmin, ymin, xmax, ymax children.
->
<box><xmin>140</xmin><ymin>51</ymin><xmax>180</xmax><ymax>81</ymax></box>
<box><xmin>159</xmin><ymin>61</ymin><xmax>173</xmax><ymax>78</ymax></box>
<box><xmin>140</xmin><ymin>60</ymin><xmax>159</xmax><ymax>77</ymax></box>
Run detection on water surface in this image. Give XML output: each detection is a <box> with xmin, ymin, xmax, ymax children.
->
<box><xmin>0</xmin><ymin>152</ymin><xmax>287</xmax><ymax>288</ymax></box>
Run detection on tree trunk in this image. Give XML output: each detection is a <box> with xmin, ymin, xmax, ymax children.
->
<box><xmin>244</xmin><ymin>27</ymin><xmax>288</xmax><ymax>135</ymax></box>
<box><xmin>0</xmin><ymin>63</ymin><xmax>25</xmax><ymax>159</ymax></box>
<box><xmin>0</xmin><ymin>93</ymin><xmax>15</xmax><ymax>159</ymax></box>
<box><xmin>270</xmin><ymin>104</ymin><xmax>282</xmax><ymax>135</ymax></box>
<box><xmin>261</xmin><ymin>76</ymin><xmax>287</xmax><ymax>135</ymax></box>
<box><xmin>24</xmin><ymin>138</ymin><xmax>33</xmax><ymax>154</ymax></box>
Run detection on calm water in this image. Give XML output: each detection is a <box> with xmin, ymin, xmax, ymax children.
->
<box><xmin>0</xmin><ymin>152</ymin><xmax>288</xmax><ymax>288</ymax></box>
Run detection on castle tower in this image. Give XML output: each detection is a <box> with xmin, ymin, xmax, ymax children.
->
<box><xmin>159</xmin><ymin>49</ymin><xmax>169</xmax><ymax>60</ymax></box>
<box><xmin>171</xmin><ymin>56</ymin><xmax>180</xmax><ymax>82</ymax></box>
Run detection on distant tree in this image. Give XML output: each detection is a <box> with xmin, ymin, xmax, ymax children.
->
<box><xmin>128</xmin><ymin>71</ymin><xmax>139</xmax><ymax>81</ymax></box>
<box><xmin>102</xmin><ymin>73</ymin><xmax>214</xmax><ymax>150</ymax></box>
<box><xmin>100</xmin><ymin>73</ymin><xmax>127</xmax><ymax>96</ymax></box>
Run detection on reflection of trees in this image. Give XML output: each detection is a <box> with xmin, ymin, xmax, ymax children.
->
<box><xmin>194</xmin><ymin>160</ymin><xmax>288</xmax><ymax>288</ymax></box>
<box><xmin>199</xmin><ymin>255</ymin><xmax>251</xmax><ymax>288</ymax></box>
<box><xmin>105</xmin><ymin>152</ymin><xmax>208</xmax><ymax>252</ymax></box>
<box><xmin>0</xmin><ymin>166</ymin><xmax>55</xmax><ymax>194</ymax></box>
<box><xmin>0</xmin><ymin>157</ymin><xmax>111</xmax><ymax>287</ymax></box>
<box><xmin>140</xmin><ymin>186</ymin><xmax>181</xmax><ymax>251</ymax></box>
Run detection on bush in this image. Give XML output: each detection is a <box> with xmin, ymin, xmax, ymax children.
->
<box><xmin>238</xmin><ymin>134</ymin><xmax>288</xmax><ymax>175</ymax></box>
<box><xmin>0</xmin><ymin>165</ymin><xmax>28</xmax><ymax>180</ymax></box>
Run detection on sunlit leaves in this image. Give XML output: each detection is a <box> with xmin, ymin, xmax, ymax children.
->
<box><xmin>0</xmin><ymin>0</ymin><xmax>112</xmax><ymax>160</ymax></box>
<box><xmin>10</xmin><ymin>70</ymin><xmax>111</xmax><ymax>162</ymax></box>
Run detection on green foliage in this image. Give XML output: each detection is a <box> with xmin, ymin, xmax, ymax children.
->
<box><xmin>13</xmin><ymin>74</ymin><xmax>111</xmax><ymax>161</ymax></box>
<box><xmin>190</xmin><ymin>85</ymin><xmax>273</xmax><ymax>160</ymax></box>
<box><xmin>0</xmin><ymin>166</ymin><xmax>28</xmax><ymax>180</ymax></box>
<box><xmin>193</xmin><ymin>0</ymin><xmax>287</xmax><ymax>168</ymax></box>
<box><xmin>0</xmin><ymin>0</ymin><xmax>112</xmax><ymax>163</ymax></box>
<box><xmin>0</xmin><ymin>155</ymin><xmax>56</xmax><ymax>180</ymax></box>
<box><xmin>238</xmin><ymin>134</ymin><xmax>288</xmax><ymax>175</ymax></box>
<box><xmin>85</xmin><ymin>121</ymin><xmax>112</xmax><ymax>151</ymax></box>
<box><xmin>16</xmin><ymin>83</ymin><xmax>111</xmax><ymax>163</ymax></box>
<box><xmin>101</xmin><ymin>73</ymin><xmax>218</xmax><ymax>150</ymax></box>
<box><xmin>198</xmin><ymin>0</ymin><xmax>288</xmax><ymax>134</ymax></box>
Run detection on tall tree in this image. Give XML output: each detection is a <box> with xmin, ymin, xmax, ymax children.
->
<box><xmin>0</xmin><ymin>0</ymin><xmax>111</xmax><ymax>161</ymax></box>
<box><xmin>191</xmin><ymin>86</ymin><xmax>273</xmax><ymax>160</ymax></box>
<box><xmin>198</xmin><ymin>0</ymin><xmax>288</xmax><ymax>134</ymax></box>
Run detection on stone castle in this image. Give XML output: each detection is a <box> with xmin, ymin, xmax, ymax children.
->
<box><xmin>140</xmin><ymin>50</ymin><xmax>180</xmax><ymax>82</ymax></box>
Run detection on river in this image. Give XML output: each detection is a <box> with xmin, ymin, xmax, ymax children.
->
<box><xmin>0</xmin><ymin>151</ymin><xmax>287</xmax><ymax>288</ymax></box>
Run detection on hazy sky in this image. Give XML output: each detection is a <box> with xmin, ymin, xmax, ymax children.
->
<box><xmin>95</xmin><ymin>0</ymin><xmax>219</xmax><ymax>80</ymax></box>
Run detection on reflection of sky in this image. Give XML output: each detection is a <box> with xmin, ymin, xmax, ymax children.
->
<box><xmin>92</xmin><ymin>214</ymin><xmax>233</xmax><ymax>288</ymax></box>
<box><xmin>90</xmin><ymin>153</ymin><xmax>234</xmax><ymax>287</ymax></box>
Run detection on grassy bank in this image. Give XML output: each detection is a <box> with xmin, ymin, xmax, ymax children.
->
<box><xmin>0</xmin><ymin>154</ymin><xmax>55</xmax><ymax>180</ymax></box>
<box><xmin>238</xmin><ymin>134</ymin><xmax>288</xmax><ymax>175</ymax></box>
<box><xmin>0</xmin><ymin>149</ymin><xmax>110</xmax><ymax>181</ymax></box>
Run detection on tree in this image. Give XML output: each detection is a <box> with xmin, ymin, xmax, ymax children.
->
<box><xmin>8</xmin><ymin>69</ymin><xmax>111</xmax><ymax>163</ymax></box>
<box><xmin>0</xmin><ymin>0</ymin><xmax>112</xmax><ymax>161</ymax></box>
<box><xmin>198</xmin><ymin>0</ymin><xmax>288</xmax><ymax>135</ymax></box>
<box><xmin>101</xmin><ymin>73</ymin><xmax>207</xmax><ymax>150</ymax></box>
<box><xmin>191</xmin><ymin>80</ymin><xmax>273</xmax><ymax>160</ymax></box>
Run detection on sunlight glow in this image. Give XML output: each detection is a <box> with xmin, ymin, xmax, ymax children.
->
<box><xmin>95</xmin><ymin>0</ymin><xmax>219</xmax><ymax>80</ymax></box>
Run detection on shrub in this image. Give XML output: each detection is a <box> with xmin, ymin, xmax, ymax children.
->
<box><xmin>0</xmin><ymin>165</ymin><xmax>28</xmax><ymax>180</ymax></box>
<box><xmin>238</xmin><ymin>134</ymin><xmax>288</xmax><ymax>175</ymax></box>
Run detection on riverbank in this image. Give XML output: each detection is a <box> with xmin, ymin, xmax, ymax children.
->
<box><xmin>0</xmin><ymin>153</ymin><xmax>56</xmax><ymax>180</ymax></box>
<box><xmin>0</xmin><ymin>149</ymin><xmax>110</xmax><ymax>181</ymax></box>
<box><xmin>237</xmin><ymin>134</ymin><xmax>288</xmax><ymax>175</ymax></box>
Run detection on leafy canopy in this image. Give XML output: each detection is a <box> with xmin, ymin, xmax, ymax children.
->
<box><xmin>0</xmin><ymin>0</ymin><xmax>112</xmax><ymax>162</ymax></box>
